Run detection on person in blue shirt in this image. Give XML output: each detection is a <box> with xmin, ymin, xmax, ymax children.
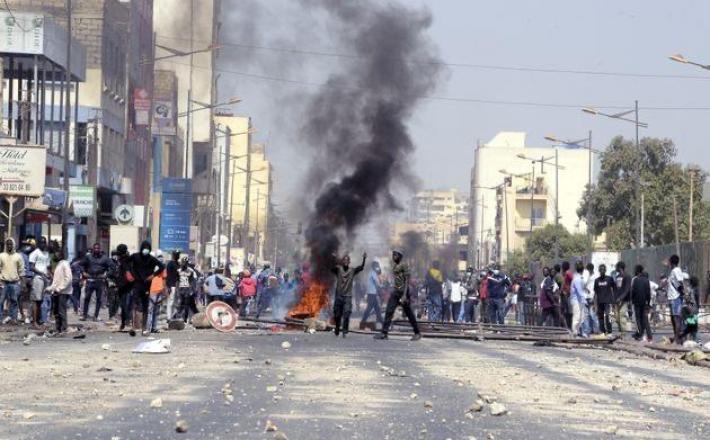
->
<box><xmin>359</xmin><ymin>261</ymin><xmax>384</xmax><ymax>328</ymax></box>
<box><xmin>570</xmin><ymin>261</ymin><xmax>587</xmax><ymax>337</ymax></box>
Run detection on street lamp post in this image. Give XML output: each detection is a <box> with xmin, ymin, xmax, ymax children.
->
<box><xmin>582</xmin><ymin>103</ymin><xmax>648</xmax><ymax>247</ymax></box>
<box><xmin>544</xmin><ymin>132</ymin><xmax>602</xmax><ymax>246</ymax></box>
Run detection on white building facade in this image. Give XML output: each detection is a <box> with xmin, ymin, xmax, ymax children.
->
<box><xmin>469</xmin><ymin>132</ymin><xmax>591</xmax><ymax>266</ymax></box>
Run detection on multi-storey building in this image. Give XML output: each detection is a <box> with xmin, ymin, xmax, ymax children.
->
<box><xmin>469</xmin><ymin>131</ymin><xmax>591</xmax><ymax>266</ymax></box>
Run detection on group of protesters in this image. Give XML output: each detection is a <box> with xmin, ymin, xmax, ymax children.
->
<box><xmin>390</xmin><ymin>254</ymin><xmax>703</xmax><ymax>345</ymax></box>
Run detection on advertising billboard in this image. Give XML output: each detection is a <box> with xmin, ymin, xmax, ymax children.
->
<box><xmin>0</xmin><ymin>144</ymin><xmax>47</xmax><ymax>196</ymax></box>
<box><xmin>159</xmin><ymin>178</ymin><xmax>192</xmax><ymax>252</ymax></box>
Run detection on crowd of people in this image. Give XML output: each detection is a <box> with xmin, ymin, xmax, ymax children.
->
<box><xmin>0</xmin><ymin>236</ymin><xmax>704</xmax><ymax>345</ymax></box>
<box><xmin>0</xmin><ymin>237</ymin><xmax>306</xmax><ymax>336</ymax></box>
<box><xmin>374</xmin><ymin>255</ymin><xmax>703</xmax><ymax>345</ymax></box>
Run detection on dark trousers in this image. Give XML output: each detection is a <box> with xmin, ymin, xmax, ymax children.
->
<box><xmin>480</xmin><ymin>298</ymin><xmax>489</xmax><ymax>323</ymax></box>
<box><xmin>360</xmin><ymin>294</ymin><xmax>383</xmax><ymax>324</ymax></box>
<box><xmin>597</xmin><ymin>303</ymin><xmax>612</xmax><ymax>334</ymax></box>
<box><xmin>118</xmin><ymin>285</ymin><xmax>133</xmax><ymax>328</ymax></box>
<box><xmin>132</xmin><ymin>282</ymin><xmax>151</xmax><ymax>329</ymax></box>
<box><xmin>107</xmin><ymin>286</ymin><xmax>120</xmax><ymax>318</ymax></box>
<box><xmin>52</xmin><ymin>294</ymin><xmax>68</xmax><ymax>332</ymax></box>
<box><xmin>70</xmin><ymin>282</ymin><xmax>81</xmax><ymax>312</ymax></box>
<box><xmin>538</xmin><ymin>306</ymin><xmax>565</xmax><ymax>327</ymax></box>
<box><xmin>83</xmin><ymin>280</ymin><xmax>104</xmax><ymax>319</ymax></box>
<box><xmin>488</xmin><ymin>298</ymin><xmax>506</xmax><ymax>324</ymax></box>
<box><xmin>333</xmin><ymin>295</ymin><xmax>352</xmax><ymax>334</ymax></box>
<box><xmin>176</xmin><ymin>287</ymin><xmax>195</xmax><ymax>322</ymax></box>
<box><xmin>633</xmin><ymin>303</ymin><xmax>652</xmax><ymax>340</ymax></box>
<box><xmin>381</xmin><ymin>290</ymin><xmax>420</xmax><ymax>335</ymax></box>
<box><xmin>256</xmin><ymin>290</ymin><xmax>272</xmax><ymax>318</ymax></box>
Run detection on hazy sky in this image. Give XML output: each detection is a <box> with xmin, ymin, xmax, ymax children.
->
<box><xmin>217</xmin><ymin>0</ymin><xmax>710</xmax><ymax>208</ymax></box>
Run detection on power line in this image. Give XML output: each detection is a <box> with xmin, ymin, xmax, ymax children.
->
<box><xmin>155</xmin><ymin>33</ymin><xmax>710</xmax><ymax>82</ymax></box>
<box><xmin>158</xmin><ymin>58</ymin><xmax>710</xmax><ymax>111</ymax></box>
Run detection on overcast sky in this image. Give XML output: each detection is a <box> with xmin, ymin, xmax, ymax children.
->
<box><xmin>217</xmin><ymin>0</ymin><xmax>710</xmax><ymax>208</ymax></box>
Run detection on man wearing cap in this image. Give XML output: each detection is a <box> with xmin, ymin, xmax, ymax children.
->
<box><xmin>375</xmin><ymin>249</ymin><xmax>421</xmax><ymax>341</ymax></box>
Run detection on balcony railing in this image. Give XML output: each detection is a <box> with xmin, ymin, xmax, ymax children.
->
<box><xmin>515</xmin><ymin>217</ymin><xmax>547</xmax><ymax>231</ymax></box>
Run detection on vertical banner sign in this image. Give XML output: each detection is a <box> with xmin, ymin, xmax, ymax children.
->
<box><xmin>159</xmin><ymin>178</ymin><xmax>192</xmax><ymax>252</ymax></box>
<box><xmin>69</xmin><ymin>185</ymin><xmax>96</xmax><ymax>217</ymax></box>
<box><xmin>133</xmin><ymin>88</ymin><xmax>151</xmax><ymax>126</ymax></box>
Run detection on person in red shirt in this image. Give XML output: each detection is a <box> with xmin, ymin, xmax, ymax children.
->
<box><xmin>479</xmin><ymin>270</ymin><xmax>489</xmax><ymax>323</ymax></box>
<box><xmin>238</xmin><ymin>270</ymin><xmax>257</xmax><ymax>316</ymax></box>
<box><xmin>561</xmin><ymin>261</ymin><xmax>574</xmax><ymax>330</ymax></box>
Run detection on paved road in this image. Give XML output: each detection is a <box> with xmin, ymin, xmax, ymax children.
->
<box><xmin>0</xmin><ymin>327</ymin><xmax>708</xmax><ymax>440</ymax></box>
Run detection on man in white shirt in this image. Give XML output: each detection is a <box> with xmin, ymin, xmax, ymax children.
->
<box><xmin>666</xmin><ymin>254</ymin><xmax>687</xmax><ymax>343</ymax></box>
<box><xmin>28</xmin><ymin>237</ymin><xmax>51</xmax><ymax>327</ymax></box>
<box><xmin>582</xmin><ymin>263</ymin><xmax>600</xmax><ymax>335</ymax></box>
<box><xmin>46</xmin><ymin>250</ymin><xmax>72</xmax><ymax>333</ymax></box>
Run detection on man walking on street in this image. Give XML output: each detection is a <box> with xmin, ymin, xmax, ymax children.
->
<box><xmin>45</xmin><ymin>250</ymin><xmax>72</xmax><ymax>333</ymax></box>
<box><xmin>487</xmin><ymin>266</ymin><xmax>510</xmax><ymax>325</ymax></box>
<box><xmin>29</xmin><ymin>237</ymin><xmax>51</xmax><ymax>327</ymax></box>
<box><xmin>332</xmin><ymin>253</ymin><xmax>366</xmax><ymax>337</ymax></box>
<box><xmin>359</xmin><ymin>260</ymin><xmax>384</xmax><ymax>328</ymax></box>
<box><xmin>165</xmin><ymin>250</ymin><xmax>180</xmax><ymax>320</ymax></box>
<box><xmin>0</xmin><ymin>239</ymin><xmax>24</xmax><ymax>325</ymax></box>
<box><xmin>570</xmin><ymin>261</ymin><xmax>587</xmax><ymax>337</ymax></box>
<box><xmin>114</xmin><ymin>244</ymin><xmax>134</xmax><ymax>331</ymax></box>
<box><xmin>614</xmin><ymin>261</ymin><xmax>632</xmax><ymax>335</ymax></box>
<box><xmin>375</xmin><ymin>249</ymin><xmax>421</xmax><ymax>341</ymax></box>
<box><xmin>128</xmin><ymin>241</ymin><xmax>164</xmax><ymax>336</ymax></box>
<box><xmin>630</xmin><ymin>265</ymin><xmax>653</xmax><ymax>342</ymax></box>
<box><xmin>594</xmin><ymin>264</ymin><xmax>615</xmax><ymax>335</ymax></box>
<box><xmin>666</xmin><ymin>254</ymin><xmax>686</xmax><ymax>344</ymax></box>
<box><xmin>80</xmin><ymin>243</ymin><xmax>114</xmax><ymax>321</ymax></box>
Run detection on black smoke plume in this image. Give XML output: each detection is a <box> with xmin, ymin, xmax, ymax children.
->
<box><xmin>302</xmin><ymin>0</ymin><xmax>441</xmax><ymax>279</ymax></box>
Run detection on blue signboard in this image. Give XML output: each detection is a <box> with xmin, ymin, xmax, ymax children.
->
<box><xmin>159</xmin><ymin>178</ymin><xmax>192</xmax><ymax>252</ymax></box>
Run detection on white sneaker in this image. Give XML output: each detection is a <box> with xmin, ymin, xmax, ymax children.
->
<box><xmin>24</xmin><ymin>318</ymin><xmax>30</xmax><ymax>324</ymax></box>
<box><xmin>2</xmin><ymin>317</ymin><xmax>10</xmax><ymax>324</ymax></box>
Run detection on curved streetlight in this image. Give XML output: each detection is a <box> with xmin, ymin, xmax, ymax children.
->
<box><xmin>668</xmin><ymin>53</ymin><xmax>710</xmax><ymax>70</ymax></box>
<box><xmin>582</xmin><ymin>100</ymin><xmax>647</xmax><ymax>247</ymax></box>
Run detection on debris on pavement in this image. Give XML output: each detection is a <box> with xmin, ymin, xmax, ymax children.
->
<box><xmin>265</xmin><ymin>420</ymin><xmax>279</xmax><ymax>432</ymax></box>
<box><xmin>489</xmin><ymin>402</ymin><xmax>507</xmax><ymax>416</ymax></box>
<box><xmin>150</xmin><ymin>398</ymin><xmax>163</xmax><ymax>408</ymax></box>
<box><xmin>132</xmin><ymin>339</ymin><xmax>171</xmax><ymax>354</ymax></box>
<box><xmin>175</xmin><ymin>419</ymin><xmax>189</xmax><ymax>433</ymax></box>
<box><xmin>281</xmin><ymin>341</ymin><xmax>292</xmax><ymax>350</ymax></box>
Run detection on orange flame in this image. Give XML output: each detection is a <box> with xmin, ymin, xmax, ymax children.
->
<box><xmin>287</xmin><ymin>281</ymin><xmax>329</xmax><ymax>319</ymax></box>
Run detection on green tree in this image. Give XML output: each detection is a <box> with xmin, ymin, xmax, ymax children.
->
<box><xmin>578</xmin><ymin>136</ymin><xmax>707</xmax><ymax>250</ymax></box>
<box><xmin>505</xmin><ymin>224</ymin><xmax>590</xmax><ymax>272</ymax></box>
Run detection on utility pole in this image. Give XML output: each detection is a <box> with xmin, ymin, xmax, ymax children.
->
<box><xmin>640</xmin><ymin>193</ymin><xmax>645</xmax><ymax>249</ymax></box>
<box><xmin>673</xmin><ymin>195</ymin><xmax>680</xmax><ymax>256</ymax></box>
<box><xmin>688</xmin><ymin>168</ymin><xmax>698</xmax><ymax>241</ymax></box>
<box><xmin>586</xmin><ymin>130</ymin><xmax>593</xmax><ymax>250</ymax></box>
<box><xmin>635</xmin><ymin>100</ymin><xmax>642</xmax><ymax>248</ymax></box>
<box><xmin>61</xmin><ymin>0</ymin><xmax>73</xmax><ymax>254</ymax></box>
<box><xmin>529</xmin><ymin>162</ymin><xmax>535</xmax><ymax>235</ymax></box>
<box><xmin>243</xmin><ymin>140</ymin><xmax>252</xmax><ymax>266</ymax></box>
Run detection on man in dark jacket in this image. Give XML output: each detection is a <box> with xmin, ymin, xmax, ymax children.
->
<box><xmin>80</xmin><ymin>243</ymin><xmax>115</xmax><ymax>321</ymax></box>
<box><xmin>630</xmin><ymin>265</ymin><xmax>652</xmax><ymax>342</ymax></box>
<box><xmin>594</xmin><ymin>264</ymin><xmax>615</xmax><ymax>335</ymax></box>
<box><xmin>331</xmin><ymin>253</ymin><xmax>366</xmax><ymax>337</ymax></box>
<box><xmin>114</xmin><ymin>244</ymin><xmax>134</xmax><ymax>331</ymax></box>
<box><xmin>375</xmin><ymin>249</ymin><xmax>421</xmax><ymax>341</ymax></box>
<box><xmin>614</xmin><ymin>261</ymin><xmax>632</xmax><ymax>334</ymax></box>
<box><xmin>129</xmin><ymin>241</ymin><xmax>164</xmax><ymax>335</ymax></box>
<box><xmin>487</xmin><ymin>267</ymin><xmax>511</xmax><ymax>325</ymax></box>
<box><xmin>165</xmin><ymin>250</ymin><xmax>180</xmax><ymax>320</ymax></box>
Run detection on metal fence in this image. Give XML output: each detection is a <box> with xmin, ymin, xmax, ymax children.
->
<box><xmin>621</xmin><ymin>240</ymin><xmax>710</xmax><ymax>300</ymax></box>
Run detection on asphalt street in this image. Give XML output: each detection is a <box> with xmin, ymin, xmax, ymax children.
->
<box><xmin>0</xmin><ymin>327</ymin><xmax>708</xmax><ymax>440</ymax></box>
